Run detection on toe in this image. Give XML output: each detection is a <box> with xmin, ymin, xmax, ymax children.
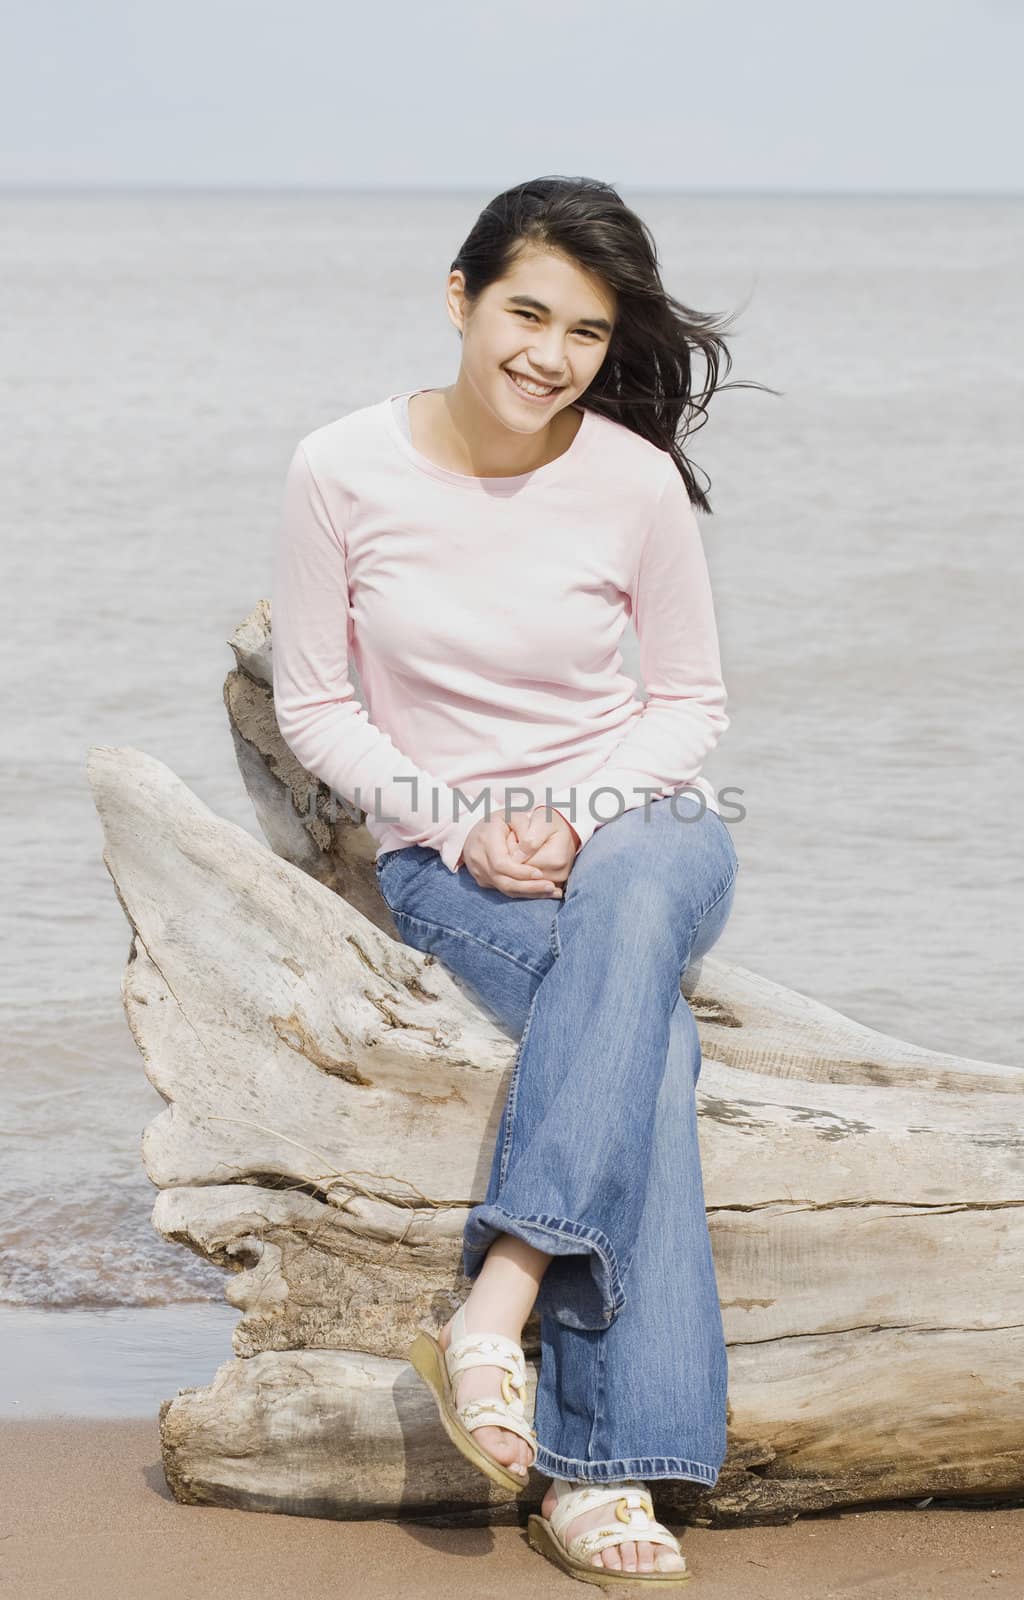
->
<box><xmin>489</xmin><ymin>1427</ymin><xmax>523</xmax><ymax>1471</ymax></box>
<box><xmin>637</xmin><ymin>1539</ymin><xmax>654</xmax><ymax>1571</ymax></box>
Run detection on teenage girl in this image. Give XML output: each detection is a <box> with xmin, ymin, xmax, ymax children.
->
<box><xmin>273</xmin><ymin>174</ymin><xmax>762</xmax><ymax>1585</ymax></box>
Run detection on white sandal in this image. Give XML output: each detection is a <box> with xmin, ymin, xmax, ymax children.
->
<box><xmin>407</xmin><ymin>1299</ymin><xmax>539</xmax><ymax>1493</ymax></box>
<box><xmin>528</xmin><ymin>1479</ymin><xmax>692</xmax><ymax>1586</ymax></box>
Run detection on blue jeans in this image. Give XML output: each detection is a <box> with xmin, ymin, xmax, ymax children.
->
<box><xmin>374</xmin><ymin>792</ymin><xmax>739</xmax><ymax>1487</ymax></box>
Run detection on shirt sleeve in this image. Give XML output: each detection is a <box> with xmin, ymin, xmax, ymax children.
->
<box><xmin>541</xmin><ymin>460</ymin><xmax>730</xmax><ymax>850</ymax></box>
<box><xmin>271</xmin><ymin>441</ymin><xmax>480</xmax><ymax>873</ymax></box>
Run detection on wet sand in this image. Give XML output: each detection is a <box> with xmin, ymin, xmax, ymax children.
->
<box><xmin>2</xmin><ymin>1418</ymin><xmax>1021</xmax><ymax>1599</ymax></box>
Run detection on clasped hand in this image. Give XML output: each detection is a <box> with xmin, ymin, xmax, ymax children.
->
<box><xmin>458</xmin><ymin>806</ymin><xmax>580</xmax><ymax>897</ymax></box>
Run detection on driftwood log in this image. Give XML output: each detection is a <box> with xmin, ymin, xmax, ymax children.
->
<box><xmin>84</xmin><ymin>604</ymin><xmax>1024</xmax><ymax>1528</ymax></box>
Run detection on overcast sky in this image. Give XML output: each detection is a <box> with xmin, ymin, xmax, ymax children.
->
<box><xmin>3</xmin><ymin>0</ymin><xmax>1022</xmax><ymax>192</ymax></box>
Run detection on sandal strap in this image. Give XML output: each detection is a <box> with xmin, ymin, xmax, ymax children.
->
<box><xmin>445</xmin><ymin>1301</ymin><xmax>530</xmax><ymax>1400</ymax></box>
<box><xmin>550</xmin><ymin>1480</ymin><xmax>652</xmax><ymax>1533</ymax></box>
<box><xmin>550</xmin><ymin>1482</ymin><xmax>684</xmax><ymax>1564</ymax></box>
<box><xmin>446</xmin><ymin>1332</ymin><xmax>528</xmax><ymax>1389</ymax></box>
<box><xmin>455</xmin><ymin>1396</ymin><xmax>538</xmax><ymax>1454</ymax></box>
<box><xmin>568</xmin><ymin>1521</ymin><xmax>684</xmax><ymax>1565</ymax></box>
<box><xmin>445</xmin><ymin>1301</ymin><xmax>537</xmax><ymax>1460</ymax></box>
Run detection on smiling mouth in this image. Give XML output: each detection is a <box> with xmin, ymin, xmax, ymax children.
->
<box><xmin>503</xmin><ymin>368</ymin><xmax>565</xmax><ymax>399</ymax></box>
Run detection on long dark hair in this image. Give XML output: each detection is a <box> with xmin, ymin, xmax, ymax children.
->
<box><xmin>450</xmin><ymin>175</ymin><xmax>777</xmax><ymax>514</ymax></box>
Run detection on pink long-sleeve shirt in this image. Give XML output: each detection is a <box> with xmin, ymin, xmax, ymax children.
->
<box><xmin>271</xmin><ymin>388</ymin><xmax>730</xmax><ymax>874</ymax></box>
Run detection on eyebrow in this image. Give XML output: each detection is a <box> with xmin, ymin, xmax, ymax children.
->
<box><xmin>505</xmin><ymin>294</ymin><xmax>613</xmax><ymax>335</ymax></box>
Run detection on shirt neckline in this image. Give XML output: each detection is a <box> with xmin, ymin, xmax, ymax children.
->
<box><xmin>382</xmin><ymin>388</ymin><xmax>593</xmax><ymax>493</ymax></box>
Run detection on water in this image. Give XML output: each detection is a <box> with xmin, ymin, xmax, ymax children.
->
<box><xmin>0</xmin><ymin>1303</ymin><xmax>239</xmax><ymax>1417</ymax></box>
<box><xmin>2</xmin><ymin>190</ymin><xmax>1021</xmax><ymax>1410</ymax></box>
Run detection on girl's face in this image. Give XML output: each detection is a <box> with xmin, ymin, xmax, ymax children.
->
<box><xmin>448</xmin><ymin>243</ymin><xmax>617</xmax><ymax>432</ymax></box>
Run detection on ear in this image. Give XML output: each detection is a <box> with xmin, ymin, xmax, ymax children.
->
<box><xmin>445</xmin><ymin>269</ymin><xmax>468</xmax><ymax>337</ymax></box>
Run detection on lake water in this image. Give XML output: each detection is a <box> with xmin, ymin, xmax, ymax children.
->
<box><xmin>1</xmin><ymin>189</ymin><xmax>1021</xmax><ymax>1413</ymax></box>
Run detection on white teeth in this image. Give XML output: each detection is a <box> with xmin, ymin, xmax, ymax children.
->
<box><xmin>507</xmin><ymin>370</ymin><xmax>556</xmax><ymax>397</ymax></box>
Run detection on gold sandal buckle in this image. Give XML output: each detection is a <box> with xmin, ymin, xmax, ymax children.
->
<box><xmin>615</xmin><ymin>1491</ymin><xmax>655</xmax><ymax>1524</ymax></box>
<box><xmin>501</xmin><ymin>1368</ymin><xmax>526</xmax><ymax>1405</ymax></box>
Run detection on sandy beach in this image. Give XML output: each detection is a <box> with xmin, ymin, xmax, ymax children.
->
<box><xmin>2</xmin><ymin>1417</ymin><xmax>1021</xmax><ymax>1599</ymax></box>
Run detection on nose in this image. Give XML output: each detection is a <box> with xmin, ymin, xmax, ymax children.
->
<box><xmin>526</xmin><ymin>337</ymin><xmax>570</xmax><ymax>383</ymax></box>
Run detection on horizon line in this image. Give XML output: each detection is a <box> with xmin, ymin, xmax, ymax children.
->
<box><xmin>0</xmin><ymin>181</ymin><xmax>1021</xmax><ymax>201</ymax></box>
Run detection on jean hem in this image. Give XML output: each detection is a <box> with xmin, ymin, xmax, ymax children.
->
<box><xmin>461</xmin><ymin>1206</ymin><xmax>626</xmax><ymax>1330</ymax></box>
<box><xmin>532</xmin><ymin>1445</ymin><xmax>720</xmax><ymax>1487</ymax></box>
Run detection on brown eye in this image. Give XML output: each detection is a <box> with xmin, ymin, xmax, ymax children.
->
<box><xmin>514</xmin><ymin>309</ymin><xmax>597</xmax><ymax>339</ymax></box>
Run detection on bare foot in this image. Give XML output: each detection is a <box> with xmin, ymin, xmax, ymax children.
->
<box><xmin>437</xmin><ymin>1303</ymin><xmax>534</xmax><ymax>1480</ymax></box>
<box><xmin>540</xmin><ymin>1479</ymin><xmax>687</xmax><ymax>1574</ymax></box>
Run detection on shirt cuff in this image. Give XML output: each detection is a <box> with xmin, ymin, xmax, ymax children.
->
<box><xmin>541</xmin><ymin>782</ymin><xmax>672</xmax><ymax>852</ymax></box>
<box><xmin>540</xmin><ymin>793</ymin><xmax>610</xmax><ymax>852</ymax></box>
<box><xmin>438</xmin><ymin>812</ymin><xmax>480</xmax><ymax>874</ymax></box>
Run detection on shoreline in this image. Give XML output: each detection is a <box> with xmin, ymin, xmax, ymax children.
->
<box><xmin>3</xmin><ymin>1415</ymin><xmax>1021</xmax><ymax>1599</ymax></box>
<box><xmin>0</xmin><ymin>1301</ymin><xmax>238</xmax><ymax>1418</ymax></box>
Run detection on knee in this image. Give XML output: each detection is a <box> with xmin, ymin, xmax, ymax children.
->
<box><xmin>574</xmin><ymin>839</ymin><xmax>701</xmax><ymax>919</ymax></box>
<box><xmin>565</xmin><ymin>873</ymin><xmax>699</xmax><ymax>982</ymax></box>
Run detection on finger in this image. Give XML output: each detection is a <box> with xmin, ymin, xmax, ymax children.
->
<box><xmin>503</xmin><ymin>845</ymin><xmax>566</xmax><ymax>881</ymax></box>
<box><xmin>518</xmin><ymin>822</ymin><xmax>553</xmax><ymax>855</ymax></box>
<box><xmin>491</xmin><ymin>852</ymin><xmax>548</xmax><ymax>881</ymax></box>
<box><xmin>503</xmin><ymin>829</ymin><xmax>552</xmax><ymax>864</ymax></box>
<box><xmin>503</xmin><ymin>823</ymin><xmax>537</xmax><ymax>860</ymax></box>
<box><xmin>494</xmin><ymin>875</ymin><xmax>563</xmax><ymax>898</ymax></box>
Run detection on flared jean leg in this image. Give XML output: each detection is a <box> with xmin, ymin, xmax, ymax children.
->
<box><xmin>375</xmin><ymin>794</ymin><xmax>739</xmax><ymax>1485</ymax></box>
<box><xmin>498</xmin><ymin>839</ymin><xmax>737</xmax><ymax>1484</ymax></box>
<box><xmin>532</xmin><ymin>915</ymin><xmax>733</xmax><ymax>1484</ymax></box>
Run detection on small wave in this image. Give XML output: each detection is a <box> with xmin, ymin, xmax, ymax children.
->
<box><xmin>0</xmin><ymin>1186</ymin><xmax>227</xmax><ymax>1309</ymax></box>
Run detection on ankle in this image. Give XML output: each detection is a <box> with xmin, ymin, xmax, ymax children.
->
<box><xmin>462</xmin><ymin>1290</ymin><xmax>525</xmax><ymax>1341</ymax></box>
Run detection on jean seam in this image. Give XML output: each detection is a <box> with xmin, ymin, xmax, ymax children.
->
<box><xmin>375</xmin><ymin>853</ymin><xmax>429</xmax><ymax>912</ymax></box>
<box><xmin>692</xmin><ymin>862</ymin><xmax>739</xmax><ymax>933</ymax></box>
<box><xmin>496</xmin><ymin>984</ymin><xmax>544</xmax><ymax>1187</ymax></box>
<box><xmin>586</xmin><ymin>1310</ymin><xmax>610</xmax><ymax>1458</ymax></box>
<box><xmin>385</xmin><ymin>910</ymin><xmax>552</xmax><ymax>982</ymax></box>
<box><xmin>550</xmin><ymin>901</ymin><xmax>561</xmax><ymax>962</ymax></box>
